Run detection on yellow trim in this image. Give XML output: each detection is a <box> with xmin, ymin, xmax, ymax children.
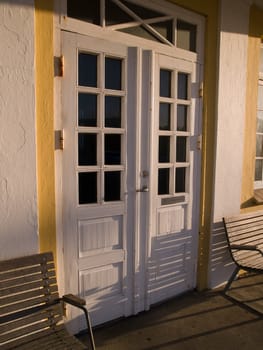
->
<box><xmin>34</xmin><ymin>0</ymin><xmax>219</xmax><ymax>290</ymax></box>
<box><xmin>35</xmin><ymin>1</ymin><xmax>56</xmax><ymax>260</ymax></box>
<box><xmin>169</xmin><ymin>0</ymin><xmax>219</xmax><ymax>290</ymax></box>
<box><xmin>241</xmin><ymin>5</ymin><xmax>263</xmax><ymax>214</ymax></box>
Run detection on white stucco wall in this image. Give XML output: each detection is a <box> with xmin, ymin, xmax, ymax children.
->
<box><xmin>208</xmin><ymin>0</ymin><xmax>250</xmax><ymax>287</ymax></box>
<box><xmin>0</xmin><ymin>0</ymin><xmax>38</xmax><ymax>259</ymax></box>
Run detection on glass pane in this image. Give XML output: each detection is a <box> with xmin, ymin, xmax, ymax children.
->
<box><xmin>78</xmin><ymin>93</ymin><xmax>97</xmax><ymax>127</ymax></box>
<box><xmin>178</xmin><ymin>73</ymin><xmax>188</xmax><ymax>100</ymax></box>
<box><xmin>260</xmin><ymin>47</ymin><xmax>263</xmax><ymax>73</ymax></box>
<box><xmin>176</xmin><ymin>137</ymin><xmax>187</xmax><ymax>162</ymax></box>
<box><xmin>177</xmin><ymin>105</ymin><xmax>188</xmax><ymax>131</ymax></box>
<box><xmin>258</xmin><ymin>84</ymin><xmax>263</xmax><ymax>110</ymax></box>
<box><xmin>160</xmin><ymin>69</ymin><xmax>171</xmax><ymax>97</ymax></box>
<box><xmin>68</xmin><ymin>0</ymin><xmax>100</xmax><ymax>25</ymax></box>
<box><xmin>119</xmin><ymin>25</ymin><xmax>161</xmax><ymax>42</ymax></box>
<box><xmin>158</xmin><ymin>168</ymin><xmax>169</xmax><ymax>195</ymax></box>
<box><xmin>105</xmin><ymin>171</ymin><xmax>121</xmax><ymax>201</ymax></box>
<box><xmin>152</xmin><ymin>21</ymin><xmax>173</xmax><ymax>43</ymax></box>
<box><xmin>256</xmin><ymin>134</ymin><xmax>263</xmax><ymax>157</ymax></box>
<box><xmin>177</xmin><ymin>20</ymin><xmax>197</xmax><ymax>52</ymax></box>
<box><xmin>105</xmin><ymin>96</ymin><xmax>122</xmax><ymax>128</ymax></box>
<box><xmin>159</xmin><ymin>136</ymin><xmax>170</xmax><ymax>163</ymax></box>
<box><xmin>257</xmin><ymin>111</ymin><xmax>263</xmax><ymax>133</ymax></box>
<box><xmin>78</xmin><ymin>53</ymin><xmax>97</xmax><ymax>87</ymax></box>
<box><xmin>78</xmin><ymin>133</ymin><xmax>97</xmax><ymax>166</ymax></box>
<box><xmin>255</xmin><ymin>160</ymin><xmax>263</xmax><ymax>181</ymax></box>
<box><xmin>175</xmin><ymin>167</ymin><xmax>186</xmax><ymax>193</ymax></box>
<box><xmin>105</xmin><ymin>134</ymin><xmax>121</xmax><ymax>164</ymax></box>
<box><xmin>79</xmin><ymin>172</ymin><xmax>97</xmax><ymax>204</ymax></box>
<box><xmin>159</xmin><ymin>103</ymin><xmax>171</xmax><ymax>130</ymax></box>
<box><xmin>122</xmin><ymin>0</ymin><xmax>164</xmax><ymax>19</ymax></box>
<box><xmin>106</xmin><ymin>0</ymin><xmax>133</xmax><ymax>25</ymax></box>
<box><xmin>105</xmin><ymin>57</ymin><xmax>122</xmax><ymax>90</ymax></box>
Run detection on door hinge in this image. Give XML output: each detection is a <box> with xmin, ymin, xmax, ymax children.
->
<box><xmin>55</xmin><ymin>129</ymin><xmax>64</xmax><ymax>150</ymax></box>
<box><xmin>197</xmin><ymin>135</ymin><xmax>202</xmax><ymax>150</ymax></box>
<box><xmin>199</xmin><ymin>82</ymin><xmax>203</xmax><ymax>98</ymax></box>
<box><xmin>54</xmin><ymin>56</ymin><xmax>64</xmax><ymax>77</ymax></box>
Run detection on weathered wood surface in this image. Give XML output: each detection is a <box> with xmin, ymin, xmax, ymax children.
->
<box><xmin>0</xmin><ymin>252</ymin><xmax>93</xmax><ymax>349</ymax></box>
<box><xmin>223</xmin><ymin>211</ymin><xmax>263</xmax><ymax>291</ymax></box>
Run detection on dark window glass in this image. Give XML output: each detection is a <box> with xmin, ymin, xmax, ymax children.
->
<box><xmin>255</xmin><ymin>160</ymin><xmax>263</xmax><ymax>181</ymax></box>
<box><xmin>152</xmin><ymin>20</ymin><xmax>173</xmax><ymax>43</ymax></box>
<box><xmin>68</xmin><ymin>0</ymin><xmax>100</xmax><ymax>25</ymax></box>
<box><xmin>158</xmin><ymin>168</ymin><xmax>169</xmax><ymax>195</ymax></box>
<box><xmin>106</xmin><ymin>0</ymin><xmax>133</xmax><ymax>25</ymax></box>
<box><xmin>176</xmin><ymin>137</ymin><xmax>187</xmax><ymax>162</ymax></box>
<box><xmin>122</xmin><ymin>0</ymin><xmax>163</xmax><ymax>19</ymax></box>
<box><xmin>78</xmin><ymin>93</ymin><xmax>97</xmax><ymax>127</ymax></box>
<box><xmin>160</xmin><ymin>69</ymin><xmax>171</xmax><ymax>97</ymax></box>
<box><xmin>79</xmin><ymin>172</ymin><xmax>97</xmax><ymax>204</ymax></box>
<box><xmin>159</xmin><ymin>103</ymin><xmax>171</xmax><ymax>130</ymax></box>
<box><xmin>105</xmin><ymin>96</ymin><xmax>122</xmax><ymax>128</ymax></box>
<box><xmin>175</xmin><ymin>167</ymin><xmax>186</xmax><ymax>193</ymax></box>
<box><xmin>177</xmin><ymin>73</ymin><xmax>188</xmax><ymax>100</ymax></box>
<box><xmin>119</xmin><ymin>25</ymin><xmax>160</xmax><ymax>42</ymax></box>
<box><xmin>177</xmin><ymin>20</ymin><xmax>197</xmax><ymax>52</ymax></box>
<box><xmin>257</xmin><ymin>111</ymin><xmax>263</xmax><ymax>133</ymax></box>
<box><xmin>105</xmin><ymin>134</ymin><xmax>121</xmax><ymax>164</ymax></box>
<box><xmin>256</xmin><ymin>135</ymin><xmax>263</xmax><ymax>157</ymax></box>
<box><xmin>105</xmin><ymin>171</ymin><xmax>121</xmax><ymax>201</ymax></box>
<box><xmin>105</xmin><ymin>57</ymin><xmax>122</xmax><ymax>90</ymax></box>
<box><xmin>177</xmin><ymin>105</ymin><xmax>188</xmax><ymax>131</ymax></box>
<box><xmin>159</xmin><ymin>136</ymin><xmax>170</xmax><ymax>163</ymax></box>
<box><xmin>78</xmin><ymin>53</ymin><xmax>97</xmax><ymax>87</ymax></box>
<box><xmin>78</xmin><ymin>133</ymin><xmax>97</xmax><ymax>166</ymax></box>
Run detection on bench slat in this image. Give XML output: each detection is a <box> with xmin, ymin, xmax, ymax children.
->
<box><xmin>0</xmin><ymin>293</ymin><xmax>60</xmax><ymax>315</ymax></box>
<box><xmin>0</xmin><ymin>277</ymin><xmax>57</xmax><ymax>297</ymax></box>
<box><xmin>0</xmin><ymin>252</ymin><xmax>94</xmax><ymax>350</ymax></box>
<box><xmin>0</xmin><ymin>263</ymin><xmax>55</xmax><ymax>282</ymax></box>
<box><xmin>0</xmin><ymin>304</ymin><xmax>62</xmax><ymax>334</ymax></box>
<box><xmin>0</xmin><ymin>269</ymin><xmax>56</xmax><ymax>289</ymax></box>
<box><xmin>0</xmin><ymin>252</ymin><xmax>54</xmax><ymax>272</ymax></box>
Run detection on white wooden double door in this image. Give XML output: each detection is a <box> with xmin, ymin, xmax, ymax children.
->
<box><xmin>62</xmin><ymin>31</ymin><xmax>201</xmax><ymax>330</ymax></box>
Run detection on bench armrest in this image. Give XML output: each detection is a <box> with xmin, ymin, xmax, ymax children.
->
<box><xmin>230</xmin><ymin>244</ymin><xmax>263</xmax><ymax>256</ymax></box>
<box><xmin>62</xmin><ymin>294</ymin><xmax>96</xmax><ymax>350</ymax></box>
<box><xmin>62</xmin><ymin>294</ymin><xmax>86</xmax><ymax>308</ymax></box>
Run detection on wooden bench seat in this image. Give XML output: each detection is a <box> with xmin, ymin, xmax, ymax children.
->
<box><xmin>0</xmin><ymin>252</ymin><xmax>95</xmax><ymax>350</ymax></box>
<box><xmin>223</xmin><ymin>211</ymin><xmax>263</xmax><ymax>292</ymax></box>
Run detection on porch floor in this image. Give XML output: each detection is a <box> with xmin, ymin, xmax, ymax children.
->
<box><xmin>79</xmin><ymin>273</ymin><xmax>263</xmax><ymax>350</ymax></box>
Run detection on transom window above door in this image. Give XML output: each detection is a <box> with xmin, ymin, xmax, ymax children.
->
<box><xmin>67</xmin><ymin>0</ymin><xmax>197</xmax><ymax>52</ymax></box>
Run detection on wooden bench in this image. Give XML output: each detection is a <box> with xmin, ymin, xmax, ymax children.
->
<box><xmin>223</xmin><ymin>211</ymin><xmax>263</xmax><ymax>292</ymax></box>
<box><xmin>0</xmin><ymin>252</ymin><xmax>95</xmax><ymax>350</ymax></box>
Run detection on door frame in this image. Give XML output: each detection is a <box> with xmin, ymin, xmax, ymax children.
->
<box><xmin>54</xmin><ymin>0</ymin><xmax>205</xmax><ymax>327</ymax></box>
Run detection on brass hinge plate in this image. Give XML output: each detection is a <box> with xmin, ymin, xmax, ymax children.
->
<box><xmin>54</xmin><ymin>56</ymin><xmax>64</xmax><ymax>77</ymax></box>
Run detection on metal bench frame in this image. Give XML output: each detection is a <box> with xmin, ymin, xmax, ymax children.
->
<box><xmin>223</xmin><ymin>211</ymin><xmax>263</xmax><ymax>292</ymax></box>
<box><xmin>0</xmin><ymin>252</ymin><xmax>95</xmax><ymax>350</ymax></box>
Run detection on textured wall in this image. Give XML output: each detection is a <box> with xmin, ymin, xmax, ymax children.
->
<box><xmin>0</xmin><ymin>0</ymin><xmax>38</xmax><ymax>259</ymax></box>
<box><xmin>209</xmin><ymin>0</ymin><xmax>250</xmax><ymax>288</ymax></box>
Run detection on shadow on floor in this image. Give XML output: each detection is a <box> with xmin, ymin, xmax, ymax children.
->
<box><xmin>79</xmin><ymin>273</ymin><xmax>263</xmax><ymax>350</ymax></box>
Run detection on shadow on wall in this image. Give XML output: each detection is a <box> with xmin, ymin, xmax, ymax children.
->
<box><xmin>209</xmin><ymin>221</ymin><xmax>235</xmax><ymax>288</ymax></box>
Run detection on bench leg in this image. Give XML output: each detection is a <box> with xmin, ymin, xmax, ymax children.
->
<box><xmin>224</xmin><ymin>266</ymin><xmax>239</xmax><ymax>293</ymax></box>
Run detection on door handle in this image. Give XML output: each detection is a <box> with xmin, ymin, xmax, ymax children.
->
<box><xmin>136</xmin><ymin>186</ymin><xmax>149</xmax><ymax>193</ymax></box>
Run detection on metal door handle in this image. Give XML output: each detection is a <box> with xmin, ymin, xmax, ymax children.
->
<box><xmin>136</xmin><ymin>186</ymin><xmax>149</xmax><ymax>192</ymax></box>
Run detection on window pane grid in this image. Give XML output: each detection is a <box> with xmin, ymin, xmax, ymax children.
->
<box><xmin>77</xmin><ymin>50</ymin><xmax>126</xmax><ymax>205</ymax></box>
<box><xmin>158</xmin><ymin>66</ymin><xmax>190</xmax><ymax>198</ymax></box>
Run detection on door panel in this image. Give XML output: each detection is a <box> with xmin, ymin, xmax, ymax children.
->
<box><xmin>146</xmin><ymin>53</ymin><xmax>200</xmax><ymax>305</ymax></box>
<box><xmin>62</xmin><ymin>31</ymin><xmax>132</xmax><ymax>329</ymax></box>
<box><xmin>62</xmin><ymin>32</ymin><xmax>201</xmax><ymax>330</ymax></box>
